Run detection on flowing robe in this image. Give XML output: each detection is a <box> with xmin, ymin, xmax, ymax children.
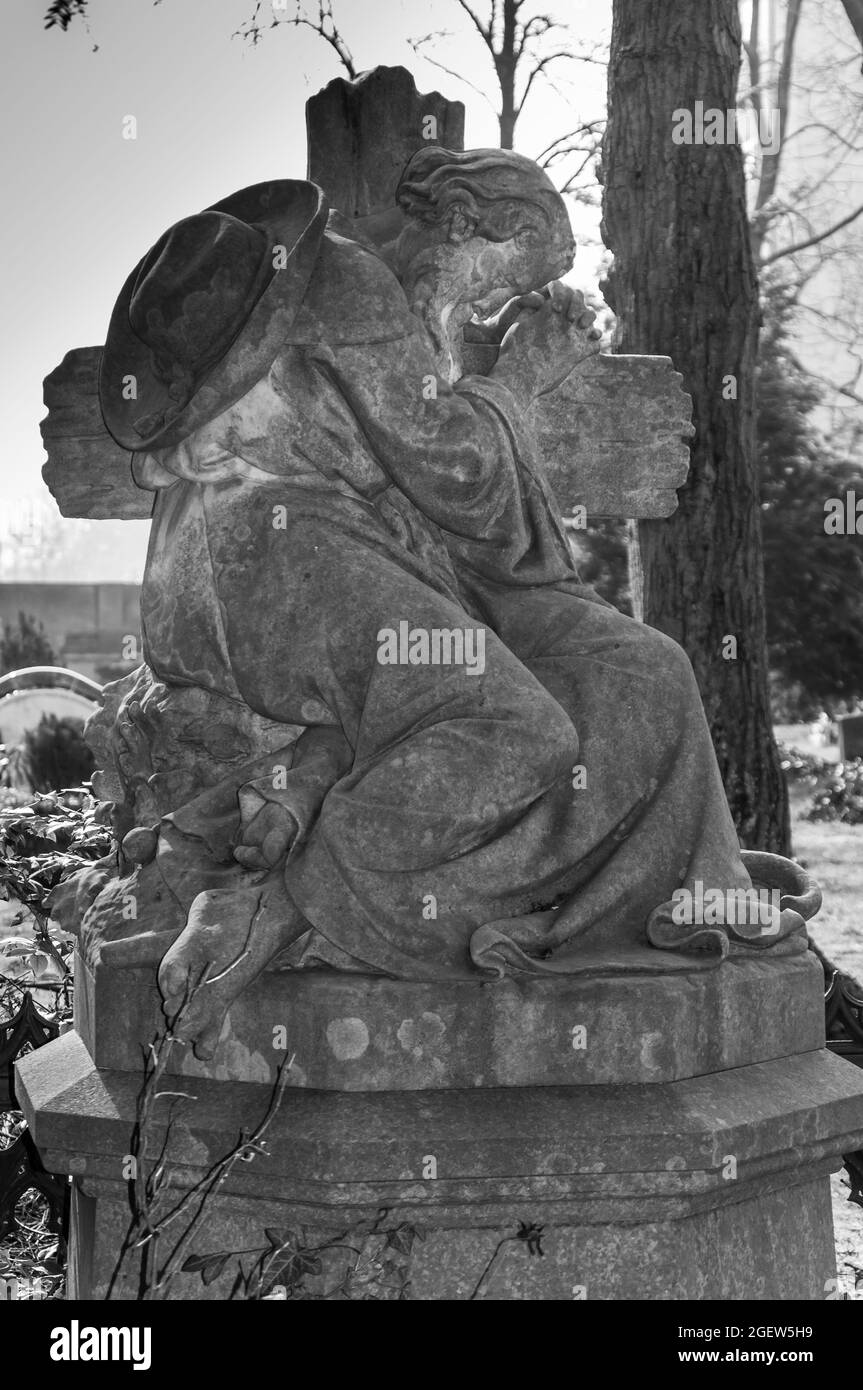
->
<box><xmin>135</xmin><ymin>221</ymin><xmax>796</xmax><ymax>979</ymax></box>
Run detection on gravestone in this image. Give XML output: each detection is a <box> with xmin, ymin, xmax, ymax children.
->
<box><xmin>17</xmin><ymin>66</ymin><xmax>863</xmax><ymax>1302</ymax></box>
<box><xmin>839</xmin><ymin>713</ymin><xmax>863</xmax><ymax>763</ymax></box>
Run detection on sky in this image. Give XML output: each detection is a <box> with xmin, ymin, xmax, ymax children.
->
<box><xmin>1</xmin><ymin>0</ymin><xmax>859</xmax><ymax>580</ymax></box>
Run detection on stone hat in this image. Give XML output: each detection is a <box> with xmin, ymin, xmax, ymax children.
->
<box><xmin>99</xmin><ymin>180</ymin><xmax>328</xmax><ymax>451</ymax></box>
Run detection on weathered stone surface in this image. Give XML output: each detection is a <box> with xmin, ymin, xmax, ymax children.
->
<box><xmin>41</xmin><ymin>68</ymin><xmax>815</xmax><ymax>1059</ymax></box>
<box><xmin>532</xmin><ymin>353</ymin><xmax>693</xmax><ymax>519</ymax></box>
<box><xmin>41</xmin><ymin>348</ymin><xmax>153</xmax><ymax>520</ymax></box>
<box><xmin>16</xmin><ymin>1034</ymin><xmax>863</xmax><ymax>1299</ymax></box>
<box><xmin>307</xmin><ymin>65</ymin><xmax>465</xmax><ymax>219</ymax></box>
<box><xmin>39</xmin><ymin>348</ymin><xmax>692</xmax><ymax>522</ymax></box>
<box><xmin>75</xmin><ymin>950</ymin><xmax>826</xmax><ymax>1090</ymax></box>
<box><xmin>61</xmin><ymin>1175</ymin><xmax>840</xmax><ymax>1300</ymax></box>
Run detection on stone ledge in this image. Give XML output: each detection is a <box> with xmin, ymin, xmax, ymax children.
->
<box><xmin>16</xmin><ymin>1032</ymin><xmax>863</xmax><ymax>1228</ymax></box>
<box><xmin>75</xmin><ymin>949</ymin><xmax>825</xmax><ymax>1089</ymax></box>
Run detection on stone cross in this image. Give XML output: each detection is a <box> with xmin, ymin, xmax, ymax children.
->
<box><xmin>40</xmin><ymin>65</ymin><xmax>692</xmax><ymax>524</ymax></box>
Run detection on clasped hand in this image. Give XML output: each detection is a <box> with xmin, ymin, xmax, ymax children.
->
<box><xmin>489</xmin><ymin>282</ymin><xmax>602</xmax><ymax>399</ymax></box>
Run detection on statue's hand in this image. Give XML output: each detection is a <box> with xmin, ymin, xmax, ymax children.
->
<box><xmin>233</xmin><ymin>799</ymin><xmax>297</xmax><ymax>871</ymax></box>
<box><xmin>495</xmin><ymin>283</ymin><xmax>601</xmax><ymax>399</ymax></box>
<box><xmin>466</xmin><ymin>290</ymin><xmax>548</xmax><ymax>345</ymax></box>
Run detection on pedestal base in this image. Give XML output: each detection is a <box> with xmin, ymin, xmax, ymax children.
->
<box><xmin>16</xmin><ymin>1022</ymin><xmax>863</xmax><ymax>1300</ymax></box>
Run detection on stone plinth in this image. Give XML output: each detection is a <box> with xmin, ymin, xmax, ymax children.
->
<box><xmin>15</xmin><ymin>950</ymin><xmax>863</xmax><ymax>1301</ymax></box>
<box><xmin>75</xmin><ymin>951</ymin><xmax>825</xmax><ymax>1090</ymax></box>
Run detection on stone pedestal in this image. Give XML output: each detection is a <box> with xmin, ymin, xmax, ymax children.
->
<box><xmin>16</xmin><ymin>950</ymin><xmax>863</xmax><ymax>1300</ymax></box>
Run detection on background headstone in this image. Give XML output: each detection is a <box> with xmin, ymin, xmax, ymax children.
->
<box><xmin>839</xmin><ymin>713</ymin><xmax>863</xmax><ymax>762</ymax></box>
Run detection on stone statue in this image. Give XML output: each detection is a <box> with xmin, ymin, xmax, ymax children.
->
<box><xmin>46</xmin><ymin>131</ymin><xmax>817</xmax><ymax>1061</ymax></box>
<box><xmin>25</xmin><ymin>67</ymin><xmax>863</xmax><ymax>1311</ymax></box>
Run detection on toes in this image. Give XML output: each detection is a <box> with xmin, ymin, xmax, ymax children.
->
<box><xmin>158</xmin><ymin>951</ymin><xmax>187</xmax><ymax>1001</ymax></box>
<box><xmin>261</xmin><ymin>826</ymin><xmax>291</xmax><ymax>865</ymax></box>
<box><xmin>193</xmin><ymin>1019</ymin><xmax>224</xmax><ymax>1061</ymax></box>
<box><xmin>234</xmin><ymin>845</ymin><xmax>268</xmax><ymax>870</ymax></box>
<box><xmin>161</xmin><ymin>995</ymin><xmax>185</xmax><ymax>1030</ymax></box>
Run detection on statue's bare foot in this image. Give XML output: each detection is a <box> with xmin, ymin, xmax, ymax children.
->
<box><xmin>158</xmin><ymin>880</ymin><xmax>297</xmax><ymax>1059</ymax></box>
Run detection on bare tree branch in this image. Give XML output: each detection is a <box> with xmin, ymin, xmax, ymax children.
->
<box><xmin>456</xmin><ymin>0</ymin><xmax>494</xmax><ymax>44</ymax></box>
<box><xmin>761</xmin><ymin>200</ymin><xmax>863</xmax><ymax>264</ymax></box>
<box><xmin>753</xmin><ymin>0</ymin><xmax>804</xmax><ymax>228</ymax></box>
<box><xmin>235</xmin><ymin>0</ymin><xmax>356</xmax><ymax>77</ymax></box>
<box><xmin>536</xmin><ymin>120</ymin><xmax>605</xmax><ymax>164</ymax></box>
<box><xmin>518</xmin><ymin>49</ymin><xmax>583</xmax><ymax>109</ymax></box>
<box><xmin>408</xmin><ymin>35</ymin><xmax>497</xmax><ymax>109</ymax></box>
<box><xmin>744</xmin><ymin>0</ymin><xmax>764</xmax><ymax>124</ymax></box>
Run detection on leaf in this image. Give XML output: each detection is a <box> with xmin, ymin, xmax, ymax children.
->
<box><xmin>182</xmin><ymin>1249</ymin><xmax>233</xmax><ymax>1287</ymax></box>
<box><xmin>181</xmin><ymin>1253</ymin><xmax>211</xmax><ymax>1273</ymax></box>
<box><xmin>201</xmin><ymin>1252</ymin><xmax>233</xmax><ymax>1286</ymax></box>
<box><xmin>386</xmin><ymin>1226</ymin><xmax>417</xmax><ymax>1256</ymax></box>
<box><xmin>270</xmin><ymin>1249</ymin><xmax>322</xmax><ymax>1287</ymax></box>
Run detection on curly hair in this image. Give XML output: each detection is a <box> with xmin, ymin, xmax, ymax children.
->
<box><xmin>395</xmin><ymin>146</ymin><xmax>571</xmax><ymax>248</ymax></box>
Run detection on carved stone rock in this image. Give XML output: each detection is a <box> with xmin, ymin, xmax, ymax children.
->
<box><xmin>307</xmin><ymin>65</ymin><xmax>465</xmax><ymax>219</ymax></box>
<box><xmin>41</xmin><ymin>349</ymin><xmax>153</xmax><ymax>520</ymax></box>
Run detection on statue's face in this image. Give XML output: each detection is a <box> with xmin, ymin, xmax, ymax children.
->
<box><xmin>395</xmin><ymin>212</ymin><xmax>571</xmax><ymax>311</ymax></box>
<box><xmin>393</xmin><ymin>208</ymin><xmax>573</xmax><ymax>380</ymax></box>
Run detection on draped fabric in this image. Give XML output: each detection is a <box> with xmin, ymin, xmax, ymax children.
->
<box><xmin>136</xmin><ymin>228</ymin><xmax>806</xmax><ymax>981</ymax></box>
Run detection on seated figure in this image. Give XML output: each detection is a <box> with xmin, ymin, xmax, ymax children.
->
<box><xmin>50</xmin><ymin>148</ymin><xmax>816</xmax><ymax>1057</ymax></box>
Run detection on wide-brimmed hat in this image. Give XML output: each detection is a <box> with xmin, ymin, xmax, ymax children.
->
<box><xmin>99</xmin><ymin>180</ymin><xmax>328</xmax><ymax>452</ymax></box>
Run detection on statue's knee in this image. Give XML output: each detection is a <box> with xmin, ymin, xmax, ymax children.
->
<box><xmin>538</xmin><ymin>700</ymin><xmax>580</xmax><ymax>779</ymax></box>
<box><xmin>640</xmin><ymin>625</ymin><xmax>701</xmax><ymax>714</ymax></box>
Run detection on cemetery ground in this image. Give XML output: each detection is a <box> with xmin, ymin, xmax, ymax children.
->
<box><xmin>1</xmin><ymin>729</ymin><xmax>862</xmax><ymax>1299</ymax></box>
<box><xmin>778</xmin><ymin>724</ymin><xmax>863</xmax><ymax>1296</ymax></box>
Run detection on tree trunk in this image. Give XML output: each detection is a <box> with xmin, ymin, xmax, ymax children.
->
<box><xmin>601</xmin><ymin>0</ymin><xmax>790</xmax><ymax>854</ymax></box>
<box><xmin>496</xmin><ymin>0</ymin><xmax>518</xmax><ymax>148</ymax></box>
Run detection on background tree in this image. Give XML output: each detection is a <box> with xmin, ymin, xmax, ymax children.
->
<box><xmin>235</xmin><ymin>0</ymin><xmax>357</xmax><ymax>75</ymax></box>
<box><xmin>759</xmin><ymin>278</ymin><xmax>863</xmax><ymax>716</ymax></box>
<box><xmin>19</xmin><ymin>714</ymin><xmax>95</xmax><ymax>793</ymax></box>
<box><xmin>743</xmin><ymin>0</ymin><xmax>863</xmax><ymax>447</ymax></box>
<box><xmin>601</xmin><ymin>0</ymin><xmax>790</xmax><ymax>852</ymax></box>
<box><xmin>409</xmin><ymin>1</ymin><xmax>606</xmax><ymax>204</ymax></box>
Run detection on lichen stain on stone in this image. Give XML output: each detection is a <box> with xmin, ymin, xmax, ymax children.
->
<box><xmin>285</xmin><ymin>1058</ymin><xmax>308</xmax><ymax>1086</ymax></box>
<box><xmin>397</xmin><ymin>1011</ymin><xmax>446</xmax><ymax>1059</ymax></box>
<box><xmin>170</xmin><ymin>1124</ymin><xmax>210</xmax><ymax>1166</ymax></box>
<box><xmin>326</xmin><ymin>1016</ymin><xmax>370</xmax><ymax>1059</ymax></box>
<box><xmin>639</xmin><ymin>1031</ymin><xmax>664</xmax><ymax>1072</ymax></box>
